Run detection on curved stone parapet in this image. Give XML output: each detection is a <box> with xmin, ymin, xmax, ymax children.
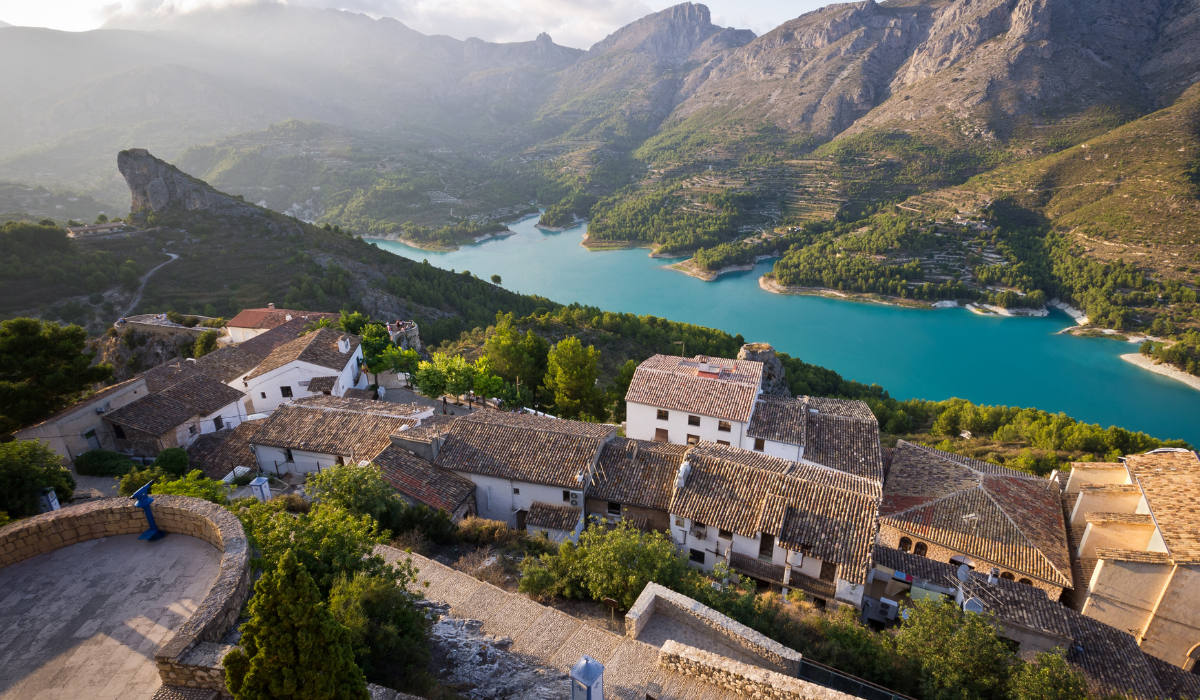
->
<box><xmin>0</xmin><ymin>496</ymin><xmax>250</xmax><ymax>696</ymax></box>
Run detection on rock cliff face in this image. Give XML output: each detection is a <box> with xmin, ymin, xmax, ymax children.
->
<box><xmin>118</xmin><ymin>148</ymin><xmax>256</xmax><ymax>216</ymax></box>
<box><xmin>738</xmin><ymin>343</ymin><xmax>790</xmax><ymax>397</ymax></box>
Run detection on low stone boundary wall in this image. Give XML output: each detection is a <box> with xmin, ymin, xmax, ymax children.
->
<box><xmin>0</xmin><ymin>496</ymin><xmax>249</xmax><ymax>698</ymax></box>
<box><xmin>626</xmin><ymin>582</ymin><xmax>801</xmax><ymax>676</ymax></box>
<box><xmin>659</xmin><ymin>640</ymin><xmax>855</xmax><ymax>700</ymax></box>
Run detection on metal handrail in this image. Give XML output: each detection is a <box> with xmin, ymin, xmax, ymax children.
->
<box><xmin>798</xmin><ymin>657</ymin><xmax>916</xmax><ymax>700</ymax></box>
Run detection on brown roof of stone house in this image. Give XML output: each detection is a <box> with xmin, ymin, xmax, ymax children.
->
<box><xmin>227</xmin><ymin>308</ymin><xmax>338</xmax><ymax>330</ymax></box>
<box><xmin>625</xmin><ymin>354</ymin><xmax>764</xmax><ymax>423</ymax></box>
<box><xmin>1124</xmin><ymin>449</ymin><xmax>1200</xmax><ymax>563</ymax></box>
<box><xmin>306</xmin><ymin>376</ymin><xmax>338</xmax><ymax>393</ymax></box>
<box><xmin>671</xmin><ymin>442</ymin><xmax>879</xmax><ymax>584</ymax></box>
<box><xmin>527</xmin><ymin>502</ymin><xmax>582</xmax><ymax>532</ymax></box>
<box><xmin>234</xmin><ymin>316</ymin><xmax>313</xmax><ymax>357</ymax></box>
<box><xmin>393</xmin><ymin>414</ymin><xmax>457</xmax><ymax>445</ymax></box>
<box><xmin>342</xmin><ymin>388</ymin><xmax>375</xmax><ymax>400</ymax></box>
<box><xmin>104</xmin><ymin>393</ymin><xmax>201</xmax><ymax>436</ymax></box>
<box><xmin>140</xmin><ymin>359</ymin><xmax>204</xmax><ymax>392</ymax></box>
<box><xmin>804</xmin><ymin>412</ymin><xmax>884</xmax><ymax>484</ymax></box>
<box><xmin>747</xmin><ymin>396</ymin><xmax>807</xmax><ymax>445</ymax></box>
<box><xmin>186</xmin><ymin>420</ymin><xmax>263</xmax><ymax>480</ymax></box>
<box><xmin>252</xmin><ymin>402</ymin><xmax>415</xmax><ymax>461</ymax></box>
<box><xmin>803</xmin><ymin>396</ymin><xmax>877</xmax><ymax>422</ymax></box>
<box><xmin>193</xmin><ymin>345</ymin><xmax>264</xmax><ymax>383</ymax></box>
<box><xmin>873</xmin><ymin>545</ymin><xmax>1192</xmax><ymax>700</ymax></box>
<box><xmin>372</xmin><ymin>443</ymin><xmax>475</xmax><ymax>514</ymax></box>
<box><xmin>1070</xmin><ymin>461</ymin><xmax>1127</xmax><ymax>470</ymax></box>
<box><xmin>590</xmin><ymin>438</ymin><xmax>688</xmax><ymax>512</ymax></box>
<box><xmin>246</xmin><ymin>327</ymin><xmax>359</xmax><ymax>380</ymax></box>
<box><xmin>159</xmin><ymin>374</ymin><xmax>245</xmax><ymax>417</ymax></box>
<box><xmin>433</xmin><ymin>411</ymin><xmax>614</xmax><ymax>489</ymax></box>
<box><xmin>880</xmin><ymin>441</ymin><xmax>1071</xmax><ymax>588</ymax></box>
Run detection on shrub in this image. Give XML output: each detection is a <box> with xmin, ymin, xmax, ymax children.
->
<box><xmin>152</xmin><ymin>447</ymin><xmax>190</xmax><ymax>477</ymax></box>
<box><xmin>457</xmin><ymin>516</ymin><xmax>522</xmax><ymax>548</ymax></box>
<box><xmin>0</xmin><ymin>440</ymin><xmax>75</xmax><ymax>518</ymax></box>
<box><xmin>151</xmin><ymin>470</ymin><xmax>231</xmax><ymax>505</ymax></box>
<box><xmin>74</xmin><ymin>449</ymin><xmax>135</xmax><ymax>476</ymax></box>
<box><xmin>329</xmin><ymin>569</ymin><xmax>429</xmax><ymax>690</ymax></box>
<box><xmin>1008</xmin><ymin>650</ymin><xmax>1089</xmax><ymax>700</ymax></box>
<box><xmin>277</xmin><ymin>492</ymin><xmax>310</xmax><ymax>513</ymax></box>
<box><xmin>232</xmin><ymin>471</ymin><xmax>255</xmax><ymax>487</ymax></box>
<box><xmin>895</xmin><ymin>599</ymin><xmax>1015</xmax><ymax>700</ymax></box>
<box><xmin>119</xmin><ymin>466</ymin><xmax>168</xmax><ymax>496</ymax></box>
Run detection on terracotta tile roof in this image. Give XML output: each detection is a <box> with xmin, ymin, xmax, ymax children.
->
<box><xmin>1067</xmin><ymin>612</ymin><xmax>1176</xmax><ymax>699</ymax></box>
<box><xmin>193</xmin><ymin>345</ymin><xmax>263</xmax><ymax>383</ymax></box>
<box><xmin>372</xmin><ymin>443</ymin><xmax>475</xmax><ymax>514</ymax></box>
<box><xmin>671</xmin><ymin>442</ymin><xmax>879</xmax><ymax>584</ymax></box>
<box><xmin>141</xmin><ymin>359</ymin><xmax>204</xmax><ymax>392</ymax></box>
<box><xmin>1070</xmin><ymin>461</ymin><xmax>1126</xmax><ymax>470</ymax></box>
<box><xmin>804</xmin><ymin>412</ymin><xmax>884</xmax><ymax>483</ymax></box>
<box><xmin>235</xmin><ymin>316</ymin><xmax>314</xmax><ymax>357</ymax></box>
<box><xmin>186</xmin><ymin>420</ymin><xmax>263</xmax><ymax>480</ymax></box>
<box><xmin>802</xmin><ymin>396</ymin><xmax>877</xmax><ymax>422</ymax></box>
<box><xmin>306</xmin><ymin>376</ymin><xmax>338</xmax><ymax>392</ymax></box>
<box><xmin>252</xmin><ymin>401</ymin><xmax>416</xmax><ymax>461</ymax></box>
<box><xmin>881</xmin><ymin>441</ymin><xmax>1071</xmax><ymax>588</ymax></box>
<box><xmin>872</xmin><ymin>545</ymin><xmax>963</xmax><ymax>586</ymax></box>
<box><xmin>747</xmin><ymin>396</ymin><xmax>807</xmax><ymax>445</ymax></box>
<box><xmin>1084</xmin><ymin>512</ymin><xmax>1154</xmax><ymax>525</ymax></box>
<box><xmin>246</xmin><ymin>327</ymin><xmax>359</xmax><ymax>379</ymax></box>
<box><xmin>1093</xmin><ymin>548</ymin><xmax>1174</xmax><ymax>564</ymax></box>
<box><xmin>159</xmin><ymin>374</ymin><xmax>245</xmax><ymax>417</ymax></box>
<box><xmin>227</xmin><ymin>308</ymin><xmax>338</xmax><ymax>331</ymax></box>
<box><xmin>693</xmin><ymin>441</ymin><xmax>881</xmax><ymax>498</ymax></box>
<box><xmin>1124</xmin><ymin>449</ymin><xmax>1200</xmax><ymax>563</ymax></box>
<box><xmin>290</xmin><ymin>395</ymin><xmax>425</xmax><ymax>419</ymax></box>
<box><xmin>433</xmin><ymin>411</ymin><xmax>614</xmax><ymax>489</ymax></box>
<box><xmin>959</xmin><ymin>572</ymin><xmax>1073</xmax><ymax>640</ymax></box>
<box><xmin>394</xmin><ymin>414</ymin><xmax>457</xmax><ymax>444</ymax></box>
<box><xmin>104</xmin><ymin>393</ymin><xmax>201</xmax><ymax>436</ymax></box>
<box><xmin>342</xmin><ymin>388</ymin><xmax>375</xmax><ymax>400</ymax></box>
<box><xmin>1144</xmin><ymin>653</ymin><xmax>1200</xmax><ymax>700</ymax></box>
<box><xmin>591</xmin><ymin>437</ymin><xmax>688</xmax><ymax>512</ymax></box>
<box><xmin>527</xmin><ymin>502</ymin><xmax>582</xmax><ymax>532</ymax></box>
<box><xmin>625</xmin><ymin>354</ymin><xmax>763</xmax><ymax>423</ymax></box>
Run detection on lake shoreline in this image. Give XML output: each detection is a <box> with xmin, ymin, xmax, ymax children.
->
<box><xmin>759</xmin><ymin>275</ymin><xmax>941</xmax><ymax>310</ymax></box>
<box><xmin>1121</xmin><ymin>353</ymin><xmax>1200</xmax><ymax>393</ymax></box>
<box><xmin>668</xmin><ymin>255</ymin><xmax>775</xmax><ymax>281</ymax></box>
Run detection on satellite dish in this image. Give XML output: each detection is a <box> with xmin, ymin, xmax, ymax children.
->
<box><xmin>957</xmin><ymin>564</ymin><xmax>971</xmax><ymax>582</ymax></box>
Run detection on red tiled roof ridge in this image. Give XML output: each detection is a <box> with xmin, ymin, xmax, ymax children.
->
<box><xmin>899</xmin><ymin>440</ymin><xmax>1042</xmax><ymax>480</ymax></box>
<box><xmin>978</xmin><ymin>477</ymin><xmax>1073</xmax><ymax>585</ymax></box>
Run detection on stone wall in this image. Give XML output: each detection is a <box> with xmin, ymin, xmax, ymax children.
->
<box><xmin>0</xmin><ymin>496</ymin><xmax>249</xmax><ymax>698</ymax></box>
<box><xmin>659</xmin><ymin>640</ymin><xmax>855</xmax><ymax>700</ymax></box>
<box><xmin>626</xmin><ymin>582</ymin><xmax>801</xmax><ymax>675</ymax></box>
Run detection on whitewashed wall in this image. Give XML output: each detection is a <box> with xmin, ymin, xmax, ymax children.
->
<box><xmin>626</xmin><ymin>401</ymin><xmax>746</xmax><ymax>446</ymax></box>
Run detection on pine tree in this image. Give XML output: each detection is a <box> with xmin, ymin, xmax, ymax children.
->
<box><xmin>224</xmin><ymin>549</ymin><xmax>369</xmax><ymax>700</ymax></box>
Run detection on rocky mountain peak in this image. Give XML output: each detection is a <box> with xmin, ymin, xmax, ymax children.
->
<box><xmin>118</xmin><ymin>148</ymin><xmax>255</xmax><ymax>216</ymax></box>
<box><xmin>586</xmin><ymin>2</ymin><xmax>731</xmax><ymax>65</ymax></box>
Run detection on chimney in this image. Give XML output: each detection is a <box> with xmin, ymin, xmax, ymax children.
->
<box><xmin>338</xmin><ymin>335</ymin><xmax>351</xmax><ymax>353</ymax></box>
<box><xmin>674</xmin><ymin>461</ymin><xmax>691</xmax><ymax>489</ymax></box>
<box><xmin>285</xmin><ymin>314</ymin><xmax>292</xmax><ymax>321</ymax></box>
<box><xmin>987</xmin><ymin>567</ymin><xmax>1000</xmax><ymax>585</ymax></box>
<box><xmin>267</xmin><ymin>302</ymin><xmax>275</xmax><ymax>309</ymax></box>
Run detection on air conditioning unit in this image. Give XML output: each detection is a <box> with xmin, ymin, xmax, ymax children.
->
<box><xmin>568</xmin><ymin>491</ymin><xmax>583</xmax><ymax>508</ymax></box>
<box><xmin>878</xmin><ymin>597</ymin><xmax>898</xmax><ymax>621</ymax></box>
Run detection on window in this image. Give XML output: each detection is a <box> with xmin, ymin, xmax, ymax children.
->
<box><xmin>819</xmin><ymin>560</ymin><xmax>838</xmax><ymax>582</ymax></box>
<box><xmin>607</xmin><ymin>502</ymin><xmax>621</xmax><ymax>515</ymax></box>
<box><xmin>753</xmin><ymin>437</ymin><xmax>765</xmax><ymax>452</ymax></box>
<box><xmin>759</xmin><ymin>533</ymin><xmax>775</xmax><ymax>560</ymax></box>
<box><xmin>898</xmin><ymin>537</ymin><xmax>912</xmax><ymax>553</ymax></box>
<box><xmin>1017</xmin><ymin>578</ymin><xmax>1033</xmax><ymax>586</ymax></box>
<box><xmin>214</xmin><ymin>415</ymin><xmax>224</xmax><ymax>431</ymax></box>
<box><xmin>285</xmin><ymin>448</ymin><xmax>294</xmax><ymax>462</ymax></box>
<box><xmin>1000</xmin><ymin>572</ymin><xmax>1015</xmax><ymax>581</ymax></box>
<box><xmin>913</xmin><ymin>542</ymin><xmax>928</xmax><ymax>557</ymax></box>
<box><xmin>513</xmin><ymin>487</ymin><xmax>520</xmax><ymax>495</ymax></box>
<box><xmin>686</xmin><ymin>434</ymin><xmax>699</xmax><ymax>445</ymax></box>
<box><xmin>687</xmin><ymin>415</ymin><xmax>700</xmax><ymax>426</ymax></box>
<box><xmin>718</xmin><ymin>528</ymin><xmax>732</xmax><ymax>540</ymax></box>
<box><xmin>674</xmin><ymin>517</ymin><xmax>683</xmax><ymax>527</ymax></box>
<box><xmin>654</xmin><ymin>428</ymin><xmax>669</xmax><ymax>443</ymax></box>
<box><xmin>113</xmin><ymin>424</ymin><xmax>126</xmax><ymax>440</ymax></box>
<box><xmin>689</xmin><ymin>548</ymin><xmax>705</xmax><ymax>564</ymax></box>
<box><xmin>656</xmin><ymin>409</ymin><xmax>669</xmax><ymax>421</ymax></box>
<box><xmin>280</xmin><ymin>386</ymin><xmax>293</xmax><ymax>398</ymax></box>
<box><xmin>563</xmin><ymin>490</ymin><xmax>571</xmax><ymax>503</ymax></box>
<box><xmin>188</xmin><ymin>425</ymin><xmax>197</xmax><ymax>436</ymax></box>
<box><xmin>717</xmin><ymin>440</ymin><xmax>730</xmax><ymax>446</ymax></box>
<box><xmin>261</xmin><ymin>392</ymin><xmax>267</xmax><ymax>399</ymax></box>
<box><xmin>718</xmin><ymin>421</ymin><xmax>731</xmax><ymax>432</ymax></box>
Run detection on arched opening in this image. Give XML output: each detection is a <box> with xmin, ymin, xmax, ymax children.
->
<box><xmin>1018</xmin><ymin>578</ymin><xmax>1033</xmax><ymax>586</ymax></box>
<box><xmin>949</xmin><ymin>555</ymin><xmax>975</xmax><ymax>570</ymax></box>
<box><xmin>899</xmin><ymin>537</ymin><xmax>912</xmax><ymax>553</ymax></box>
<box><xmin>1186</xmin><ymin>643</ymin><xmax>1200</xmax><ymax>674</ymax></box>
<box><xmin>1000</xmin><ymin>572</ymin><xmax>1015</xmax><ymax>581</ymax></box>
<box><xmin>913</xmin><ymin>542</ymin><xmax>928</xmax><ymax>557</ymax></box>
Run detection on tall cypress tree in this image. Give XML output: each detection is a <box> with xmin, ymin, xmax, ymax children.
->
<box><xmin>224</xmin><ymin>549</ymin><xmax>369</xmax><ymax>700</ymax></box>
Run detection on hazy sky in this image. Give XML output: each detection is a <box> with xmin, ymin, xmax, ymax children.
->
<box><xmin>0</xmin><ymin>0</ymin><xmax>830</xmax><ymax>48</ymax></box>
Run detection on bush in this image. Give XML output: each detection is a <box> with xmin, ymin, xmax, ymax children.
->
<box><xmin>119</xmin><ymin>466</ymin><xmax>168</xmax><ymax>495</ymax></box>
<box><xmin>151</xmin><ymin>470</ymin><xmax>231</xmax><ymax>505</ymax></box>
<box><xmin>1008</xmin><ymin>650</ymin><xmax>1088</xmax><ymax>700</ymax></box>
<box><xmin>307</xmin><ymin>462</ymin><xmax>456</xmax><ymax>543</ymax></box>
<box><xmin>329</xmin><ymin>569</ymin><xmax>429</xmax><ymax>690</ymax></box>
<box><xmin>277</xmin><ymin>492</ymin><xmax>310</xmax><ymax>513</ymax></box>
<box><xmin>152</xmin><ymin>447</ymin><xmax>189</xmax><ymax>477</ymax></box>
<box><xmin>457</xmin><ymin>516</ymin><xmax>522</xmax><ymax>548</ymax></box>
<box><xmin>232</xmin><ymin>471</ymin><xmax>255</xmax><ymax>487</ymax></box>
<box><xmin>0</xmin><ymin>440</ymin><xmax>76</xmax><ymax>518</ymax></box>
<box><xmin>74</xmin><ymin>449</ymin><xmax>136</xmax><ymax>476</ymax></box>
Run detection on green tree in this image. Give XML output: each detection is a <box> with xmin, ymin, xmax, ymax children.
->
<box><xmin>607</xmin><ymin>359</ymin><xmax>638</xmax><ymax>423</ymax></box>
<box><xmin>152</xmin><ymin>470</ymin><xmax>232</xmax><ymax>505</ymax></box>
<box><xmin>0</xmin><ymin>440</ymin><xmax>76</xmax><ymax>518</ymax></box>
<box><xmin>490</xmin><ymin>274</ymin><xmax>502</xmax><ymax>285</ymax></box>
<box><xmin>360</xmin><ymin>323</ymin><xmax>392</xmax><ymax>372</ymax></box>
<box><xmin>411</xmin><ymin>359</ymin><xmax>447</xmax><ymax>398</ymax></box>
<box><xmin>224</xmin><ymin>549</ymin><xmax>369</xmax><ymax>700</ymax></box>
<box><xmin>542</xmin><ymin>336</ymin><xmax>601</xmax><ymax>419</ymax></box>
<box><xmin>378</xmin><ymin>345</ymin><xmax>420</xmax><ymax>385</ymax></box>
<box><xmin>233</xmin><ymin>500</ymin><xmax>394</xmax><ymax>594</ymax></box>
<box><xmin>338</xmin><ymin>310</ymin><xmax>371</xmax><ymax>335</ymax></box>
<box><xmin>74</xmin><ymin>449</ymin><xmax>136</xmax><ymax>476</ymax></box>
<box><xmin>193</xmin><ymin>330</ymin><xmax>220</xmax><ymax>358</ymax></box>
<box><xmin>307</xmin><ymin>463</ymin><xmax>400</xmax><ymax>527</ymax></box>
<box><xmin>302</xmin><ymin>318</ymin><xmax>333</xmax><ymax>335</ymax></box>
<box><xmin>153</xmin><ymin>447</ymin><xmax>190</xmax><ymax>477</ymax></box>
<box><xmin>895</xmin><ymin>600</ymin><xmax>1015</xmax><ymax>700</ymax></box>
<box><xmin>480</xmin><ymin>312</ymin><xmax>548</xmax><ymax>388</ymax></box>
<box><xmin>0</xmin><ymin>318</ymin><xmax>113</xmax><ymax>433</ymax></box>
<box><xmin>472</xmin><ymin>356</ymin><xmax>504</xmax><ymax>399</ymax></box>
<box><xmin>1008</xmin><ymin>650</ymin><xmax>1088</xmax><ymax>700</ymax></box>
<box><xmin>440</xmin><ymin>353</ymin><xmax>476</xmax><ymax>398</ymax></box>
<box><xmin>329</xmin><ymin>570</ymin><xmax>429</xmax><ymax>690</ymax></box>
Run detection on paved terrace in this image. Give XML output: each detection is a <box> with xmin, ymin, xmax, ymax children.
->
<box><xmin>0</xmin><ymin>534</ymin><xmax>221</xmax><ymax>700</ymax></box>
<box><xmin>379</xmin><ymin>546</ymin><xmax>755</xmax><ymax>700</ymax></box>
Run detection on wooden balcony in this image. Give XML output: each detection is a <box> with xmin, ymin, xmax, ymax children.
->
<box><xmin>729</xmin><ymin>551</ymin><xmax>785</xmax><ymax>584</ymax></box>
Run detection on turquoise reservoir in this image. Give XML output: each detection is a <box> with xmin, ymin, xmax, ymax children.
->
<box><xmin>369</xmin><ymin>215</ymin><xmax>1200</xmax><ymax>444</ymax></box>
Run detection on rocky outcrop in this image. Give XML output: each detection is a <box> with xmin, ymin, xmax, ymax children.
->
<box><xmin>118</xmin><ymin>148</ymin><xmax>255</xmax><ymax>216</ymax></box>
<box><xmin>739</xmin><ymin>343</ymin><xmax>790</xmax><ymax>397</ymax></box>
<box><xmin>586</xmin><ymin>3</ymin><xmax>742</xmax><ymax>67</ymax></box>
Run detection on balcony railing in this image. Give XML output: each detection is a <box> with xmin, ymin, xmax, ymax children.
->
<box><xmin>729</xmin><ymin>551</ymin><xmax>786</xmax><ymax>584</ymax></box>
<box><xmin>689</xmin><ymin>526</ymin><xmax>708</xmax><ymax>541</ymax></box>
